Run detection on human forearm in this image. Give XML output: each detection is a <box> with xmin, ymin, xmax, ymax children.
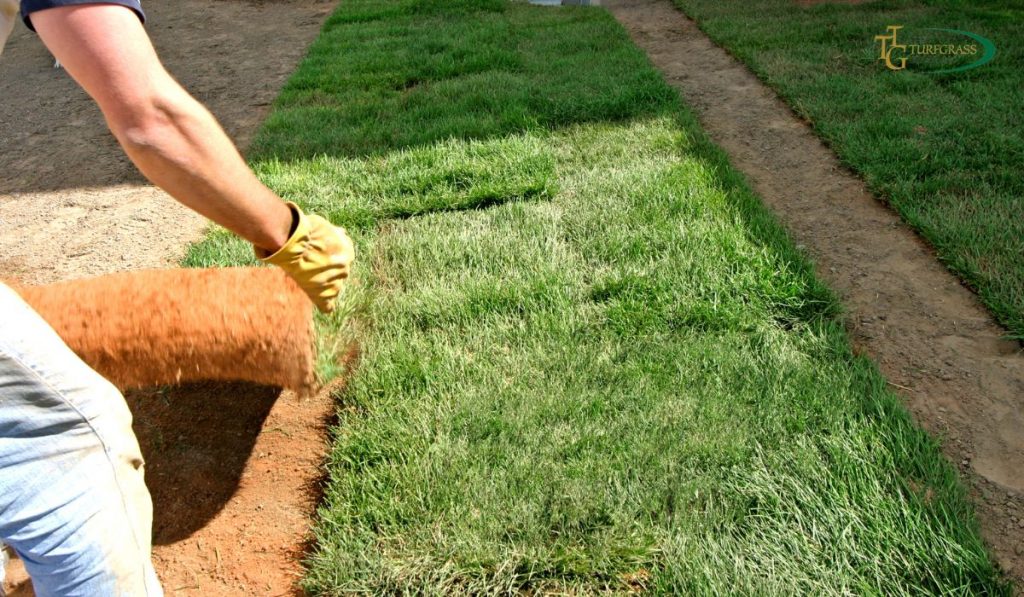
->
<box><xmin>31</xmin><ymin>3</ymin><xmax>291</xmax><ymax>253</ymax></box>
<box><xmin>109</xmin><ymin>82</ymin><xmax>292</xmax><ymax>253</ymax></box>
<box><xmin>31</xmin><ymin>3</ymin><xmax>353</xmax><ymax>312</ymax></box>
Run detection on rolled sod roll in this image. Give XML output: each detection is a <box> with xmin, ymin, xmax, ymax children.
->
<box><xmin>14</xmin><ymin>267</ymin><xmax>316</xmax><ymax>394</ymax></box>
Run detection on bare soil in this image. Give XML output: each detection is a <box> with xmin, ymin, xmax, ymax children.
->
<box><xmin>130</xmin><ymin>382</ymin><xmax>335</xmax><ymax>596</ymax></box>
<box><xmin>0</xmin><ymin>0</ymin><xmax>337</xmax><ymax>595</ymax></box>
<box><xmin>606</xmin><ymin>0</ymin><xmax>1024</xmax><ymax>586</ymax></box>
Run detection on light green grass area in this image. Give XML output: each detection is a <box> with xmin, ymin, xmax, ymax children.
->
<box><xmin>672</xmin><ymin>0</ymin><xmax>1024</xmax><ymax>339</ymax></box>
<box><xmin>184</xmin><ymin>0</ymin><xmax>1008</xmax><ymax>593</ymax></box>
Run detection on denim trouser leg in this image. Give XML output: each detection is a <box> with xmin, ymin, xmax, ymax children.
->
<box><xmin>0</xmin><ymin>283</ymin><xmax>162</xmax><ymax>596</ymax></box>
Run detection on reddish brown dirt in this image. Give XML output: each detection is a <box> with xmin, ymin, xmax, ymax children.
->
<box><xmin>0</xmin><ymin>0</ymin><xmax>338</xmax><ymax>595</ymax></box>
<box><xmin>129</xmin><ymin>382</ymin><xmax>336</xmax><ymax>596</ymax></box>
<box><xmin>606</xmin><ymin>0</ymin><xmax>1024</xmax><ymax>587</ymax></box>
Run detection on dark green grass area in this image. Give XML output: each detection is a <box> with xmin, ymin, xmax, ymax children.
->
<box><xmin>186</xmin><ymin>0</ymin><xmax>1009</xmax><ymax>593</ymax></box>
<box><xmin>672</xmin><ymin>0</ymin><xmax>1024</xmax><ymax>338</ymax></box>
<box><xmin>249</xmin><ymin>0</ymin><xmax>676</xmax><ymax>160</ymax></box>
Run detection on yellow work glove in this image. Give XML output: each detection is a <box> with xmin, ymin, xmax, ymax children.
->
<box><xmin>256</xmin><ymin>202</ymin><xmax>354</xmax><ymax>313</ymax></box>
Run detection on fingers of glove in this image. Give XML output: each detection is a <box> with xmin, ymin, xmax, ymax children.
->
<box><xmin>300</xmin><ymin>217</ymin><xmax>354</xmax><ymax>312</ymax></box>
<box><xmin>307</xmin><ymin>215</ymin><xmax>354</xmax><ymax>273</ymax></box>
<box><xmin>259</xmin><ymin>204</ymin><xmax>355</xmax><ymax>313</ymax></box>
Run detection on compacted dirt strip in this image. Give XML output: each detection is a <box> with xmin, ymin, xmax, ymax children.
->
<box><xmin>605</xmin><ymin>0</ymin><xmax>1024</xmax><ymax>584</ymax></box>
<box><xmin>1</xmin><ymin>0</ymin><xmax>337</xmax><ymax>595</ymax></box>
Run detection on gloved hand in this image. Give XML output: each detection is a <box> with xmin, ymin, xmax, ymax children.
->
<box><xmin>256</xmin><ymin>202</ymin><xmax>354</xmax><ymax>313</ymax></box>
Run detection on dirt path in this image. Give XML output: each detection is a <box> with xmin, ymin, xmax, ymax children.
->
<box><xmin>605</xmin><ymin>0</ymin><xmax>1024</xmax><ymax>585</ymax></box>
<box><xmin>1</xmin><ymin>0</ymin><xmax>336</xmax><ymax>594</ymax></box>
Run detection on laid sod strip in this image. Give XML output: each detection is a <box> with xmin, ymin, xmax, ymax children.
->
<box><xmin>307</xmin><ymin>119</ymin><xmax>1004</xmax><ymax>594</ymax></box>
<box><xmin>672</xmin><ymin>0</ymin><xmax>1024</xmax><ymax>339</ymax></box>
<box><xmin>185</xmin><ymin>0</ymin><xmax>1006</xmax><ymax>593</ymax></box>
<box><xmin>251</xmin><ymin>0</ymin><xmax>675</xmax><ymax>160</ymax></box>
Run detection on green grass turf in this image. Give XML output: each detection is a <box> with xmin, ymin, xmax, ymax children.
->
<box><xmin>184</xmin><ymin>0</ymin><xmax>1008</xmax><ymax>593</ymax></box>
<box><xmin>671</xmin><ymin>0</ymin><xmax>1024</xmax><ymax>340</ymax></box>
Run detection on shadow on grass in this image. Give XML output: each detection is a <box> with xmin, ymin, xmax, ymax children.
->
<box><xmin>242</xmin><ymin>0</ymin><xmax>830</xmax><ymax>320</ymax></box>
<box><xmin>248</xmin><ymin>0</ymin><xmax>679</xmax><ymax>164</ymax></box>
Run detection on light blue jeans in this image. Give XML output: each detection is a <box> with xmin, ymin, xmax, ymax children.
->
<box><xmin>0</xmin><ymin>283</ymin><xmax>162</xmax><ymax>596</ymax></box>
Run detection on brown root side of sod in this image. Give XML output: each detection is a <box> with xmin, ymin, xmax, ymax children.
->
<box><xmin>0</xmin><ymin>0</ymin><xmax>339</xmax><ymax>594</ymax></box>
<box><xmin>15</xmin><ymin>267</ymin><xmax>317</xmax><ymax>395</ymax></box>
<box><xmin>604</xmin><ymin>0</ymin><xmax>1024</xmax><ymax>584</ymax></box>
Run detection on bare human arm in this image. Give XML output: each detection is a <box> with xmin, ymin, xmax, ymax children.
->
<box><xmin>29</xmin><ymin>3</ymin><xmax>293</xmax><ymax>253</ymax></box>
<box><xmin>28</xmin><ymin>3</ymin><xmax>353</xmax><ymax>312</ymax></box>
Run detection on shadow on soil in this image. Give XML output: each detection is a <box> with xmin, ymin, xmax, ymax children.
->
<box><xmin>124</xmin><ymin>381</ymin><xmax>281</xmax><ymax>544</ymax></box>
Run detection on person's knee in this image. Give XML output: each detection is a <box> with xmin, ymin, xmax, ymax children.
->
<box><xmin>7</xmin><ymin>414</ymin><xmax>157</xmax><ymax>596</ymax></box>
<box><xmin>14</xmin><ymin>528</ymin><xmax>159</xmax><ymax>597</ymax></box>
<box><xmin>0</xmin><ymin>285</ymin><xmax>160</xmax><ymax>596</ymax></box>
<box><xmin>2</xmin><ymin>422</ymin><xmax>157</xmax><ymax>596</ymax></box>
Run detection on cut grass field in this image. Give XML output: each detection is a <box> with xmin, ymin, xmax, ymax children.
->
<box><xmin>185</xmin><ymin>0</ymin><xmax>1008</xmax><ymax>593</ymax></box>
<box><xmin>672</xmin><ymin>0</ymin><xmax>1024</xmax><ymax>339</ymax></box>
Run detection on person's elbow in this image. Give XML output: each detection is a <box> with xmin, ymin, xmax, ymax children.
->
<box><xmin>105</xmin><ymin>84</ymin><xmax>204</xmax><ymax>158</ymax></box>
